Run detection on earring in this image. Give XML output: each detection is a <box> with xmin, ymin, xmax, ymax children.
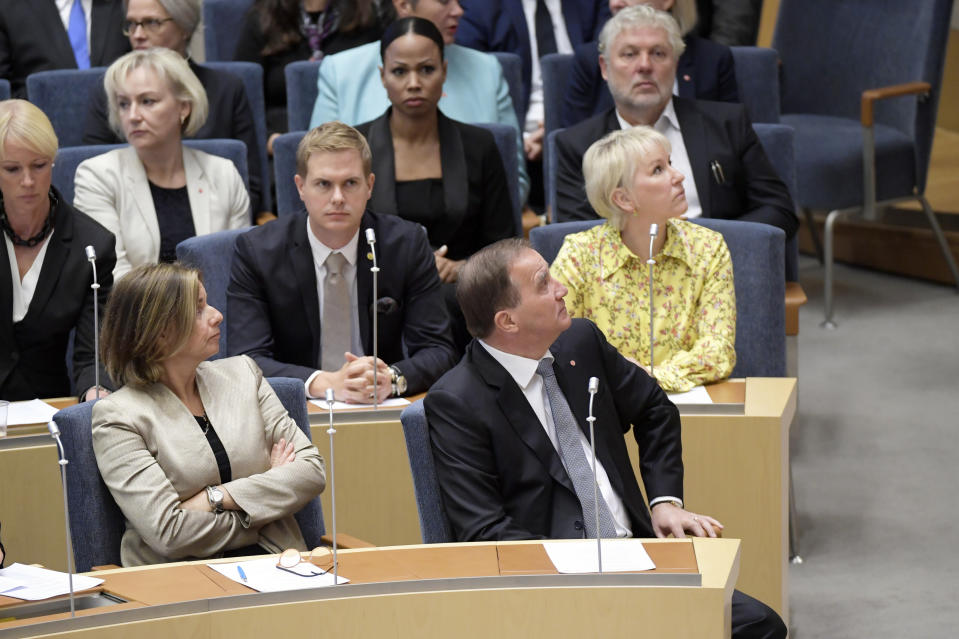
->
<box><xmin>180</xmin><ymin>114</ymin><xmax>186</xmax><ymax>125</ymax></box>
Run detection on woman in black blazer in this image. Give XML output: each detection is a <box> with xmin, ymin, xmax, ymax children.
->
<box><xmin>355</xmin><ymin>17</ymin><xmax>515</xmax><ymax>351</ymax></box>
<box><xmin>81</xmin><ymin>0</ymin><xmax>265</xmax><ymax>217</ymax></box>
<box><xmin>0</xmin><ymin>100</ymin><xmax>116</xmax><ymax>401</ymax></box>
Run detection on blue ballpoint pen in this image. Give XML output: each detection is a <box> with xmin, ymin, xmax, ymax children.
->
<box><xmin>237</xmin><ymin>566</ymin><xmax>248</xmax><ymax>582</ymax></box>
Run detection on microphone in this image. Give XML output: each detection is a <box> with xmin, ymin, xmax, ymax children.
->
<box><xmin>365</xmin><ymin>228</ymin><xmax>380</xmax><ymax>410</ymax></box>
<box><xmin>85</xmin><ymin>246</ymin><xmax>101</xmax><ymax>400</ymax></box>
<box><xmin>48</xmin><ymin>420</ymin><xmax>76</xmax><ymax>616</ymax></box>
<box><xmin>324</xmin><ymin>389</ymin><xmax>339</xmax><ymax>584</ymax></box>
<box><xmin>646</xmin><ymin>224</ymin><xmax>659</xmax><ymax>378</ymax></box>
<box><xmin>585</xmin><ymin>377</ymin><xmax>603</xmax><ymax>573</ymax></box>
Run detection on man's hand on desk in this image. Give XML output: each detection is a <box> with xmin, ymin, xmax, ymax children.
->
<box><xmin>651</xmin><ymin>501</ymin><xmax>724</xmax><ymax>539</ymax></box>
<box><xmin>308</xmin><ymin>352</ymin><xmax>392</xmax><ymax>404</ymax></box>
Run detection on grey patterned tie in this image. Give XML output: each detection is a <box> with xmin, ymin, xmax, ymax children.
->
<box><xmin>536</xmin><ymin>359</ymin><xmax>618</xmax><ymax>538</ymax></box>
<box><xmin>321</xmin><ymin>251</ymin><xmax>350</xmax><ymax>371</ymax></box>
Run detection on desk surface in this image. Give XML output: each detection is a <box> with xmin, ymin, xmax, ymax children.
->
<box><xmin>0</xmin><ymin>539</ymin><xmax>739</xmax><ymax>639</ymax></box>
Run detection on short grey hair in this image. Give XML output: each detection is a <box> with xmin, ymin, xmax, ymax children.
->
<box><xmin>124</xmin><ymin>0</ymin><xmax>201</xmax><ymax>43</ymax></box>
<box><xmin>599</xmin><ymin>4</ymin><xmax>686</xmax><ymax>62</ymax></box>
<box><xmin>104</xmin><ymin>48</ymin><xmax>209</xmax><ymax>139</ymax></box>
<box><xmin>583</xmin><ymin>126</ymin><xmax>672</xmax><ymax>230</ymax></box>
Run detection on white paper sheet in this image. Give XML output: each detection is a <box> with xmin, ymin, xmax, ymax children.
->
<box><xmin>666</xmin><ymin>385</ymin><xmax>713</xmax><ymax>405</ymax></box>
<box><xmin>0</xmin><ymin>564</ymin><xmax>104</xmax><ymax>600</ymax></box>
<box><xmin>0</xmin><ymin>575</ymin><xmax>25</xmax><ymax>594</ymax></box>
<box><xmin>4</xmin><ymin>399</ymin><xmax>60</xmax><ymax>426</ymax></box>
<box><xmin>207</xmin><ymin>556</ymin><xmax>349</xmax><ymax>592</ymax></box>
<box><xmin>543</xmin><ymin>539</ymin><xmax>656</xmax><ymax>574</ymax></box>
<box><xmin>308</xmin><ymin>397</ymin><xmax>411</xmax><ymax>411</ymax></box>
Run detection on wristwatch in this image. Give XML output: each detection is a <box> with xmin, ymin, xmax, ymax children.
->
<box><xmin>206</xmin><ymin>485</ymin><xmax>224</xmax><ymax>513</ymax></box>
<box><xmin>389</xmin><ymin>366</ymin><xmax>407</xmax><ymax>397</ymax></box>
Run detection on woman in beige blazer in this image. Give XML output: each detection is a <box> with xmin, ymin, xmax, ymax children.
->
<box><xmin>74</xmin><ymin>48</ymin><xmax>249</xmax><ymax>280</ymax></box>
<box><xmin>92</xmin><ymin>263</ymin><xmax>325</xmax><ymax>567</ymax></box>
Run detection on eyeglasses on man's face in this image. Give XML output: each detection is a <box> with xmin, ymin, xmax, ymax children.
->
<box><xmin>122</xmin><ymin>18</ymin><xmax>175</xmax><ymax>36</ymax></box>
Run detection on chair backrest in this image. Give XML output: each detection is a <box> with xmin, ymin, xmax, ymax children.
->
<box><xmin>752</xmin><ymin>123</ymin><xmax>799</xmax><ymax>281</ymax></box>
<box><xmin>176</xmin><ymin>228</ymin><xmax>249</xmax><ymax>358</ymax></box>
<box><xmin>202</xmin><ymin>0</ymin><xmax>254</xmax><ymax>61</ymax></box>
<box><xmin>0</xmin><ymin>79</ymin><xmax>10</xmax><ymax>101</ymax></box>
<box><xmin>541</xmin><ymin>53</ymin><xmax>574</xmax><ymax>142</ymax></box>
<box><xmin>273</xmin><ymin>130</ymin><xmax>306</xmax><ymax>217</ymax></box>
<box><xmin>285</xmin><ymin>60</ymin><xmax>321</xmax><ymax>132</ymax></box>
<box><xmin>26</xmin><ymin>68</ymin><xmax>106</xmax><ymax>147</ymax></box>
<box><xmin>530</xmin><ymin>218</ymin><xmax>786</xmax><ymax>378</ymax></box>
<box><xmin>544</xmin><ymin>127</ymin><xmax>564</xmax><ymax>221</ymax></box>
<box><xmin>729</xmin><ymin>46</ymin><xmax>780</xmax><ymax>124</ymax></box>
<box><xmin>399</xmin><ymin>400</ymin><xmax>453</xmax><ymax>544</ymax></box>
<box><xmin>491</xmin><ymin>51</ymin><xmax>525</xmax><ymax>127</ymax></box>
<box><xmin>53</xmin><ymin>375</ymin><xmax>323</xmax><ymax>572</ymax></box>
<box><xmin>54</xmin><ymin>139</ymin><xmax>250</xmax><ymax>206</ymax></box>
<box><xmin>773</xmin><ymin>0</ymin><xmax>952</xmax><ymax>191</ymax></box>
<box><xmin>475</xmin><ymin>122</ymin><xmax>522</xmax><ymax>236</ymax></box>
<box><xmin>202</xmin><ymin>61</ymin><xmax>271</xmax><ymax>212</ymax></box>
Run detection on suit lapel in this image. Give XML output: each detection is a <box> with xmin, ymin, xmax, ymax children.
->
<box><xmin>437</xmin><ymin>112</ymin><xmax>468</xmax><ymax>231</ymax></box>
<box><xmin>366</xmin><ymin>112</ymin><xmax>397</xmax><ymax>216</ymax></box>
<box><xmin>356</xmin><ymin>213</ymin><xmax>373</xmax><ymax>356</ymax></box>
<box><xmin>676</xmin><ymin>51</ymin><xmax>695</xmax><ymax>99</ymax></box>
<box><xmin>504</xmin><ymin>1</ymin><xmax>532</xmax><ymax>92</ymax></box>
<box><xmin>288</xmin><ymin>216</ymin><xmax>321</xmax><ymax>366</ymax></box>
<box><xmin>183</xmin><ymin>147</ymin><xmax>211</xmax><ymax>236</ymax></box>
<box><xmin>89</xmin><ymin>0</ymin><xmax>117</xmax><ymax>66</ymax></box>
<box><xmin>0</xmin><ymin>225</ymin><xmax>14</xmax><ymax>347</ymax></box>
<box><xmin>674</xmin><ymin>97</ymin><xmax>712</xmax><ymax>217</ymax></box>
<box><xmin>23</xmin><ymin>197</ymin><xmax>73</xmax><ymax>323</ymax></box>
<box><xmin>470</xmin><ymin>343</ymin><xmax>576</xmax><ymax>496</ymax></box>
<box><xmin>41</xmin><ymin>0</ymin><xmax>78</xmax><ymax>69</ymax></box>
<box><xmin>122</xmin><ymin>147</ymin><xmax>162</xmax><ymax>259</ymax></box>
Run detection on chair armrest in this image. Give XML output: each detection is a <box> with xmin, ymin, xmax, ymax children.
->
<box><xmin>860</xmin><ymin>81</ymin><xmax>930</xmax><ymax>127</ymax></box>
<box><xmin>321</xmin><ymin>533</ymin><xmax>376</xmax><ymax>549</ymax></box>
<box><xmin>785</xmin><ymin>282</ymin><xmax>807</xmax><ymax>337</ymax></box>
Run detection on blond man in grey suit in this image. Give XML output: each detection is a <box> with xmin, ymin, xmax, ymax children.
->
<box><xmin>93</xmin><ymin>263</ymin><xmax>325</xmax><ymax>567</ymax></box>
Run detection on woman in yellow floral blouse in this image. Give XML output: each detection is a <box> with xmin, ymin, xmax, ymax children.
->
<box><xmin>551</xmin><ymin>126</ymin><xmax>736</xmax><ymax>392</ymax></box>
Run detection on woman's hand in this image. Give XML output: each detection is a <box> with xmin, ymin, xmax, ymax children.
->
<box><xmin>434</xmin><ymin>245</ymin><xmax>463</xmax><ymax>283</ymax></box>
<box><xmin>270</xmin><ymin>438</ymin><xmax>296</xmax><ymax>468</ymax></box>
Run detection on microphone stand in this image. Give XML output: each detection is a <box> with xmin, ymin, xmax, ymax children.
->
<box><xmin>365</xmin><ymin>229</ymin><xmax>379</xmax><ymax>410</ymax></box>
<box><xmin>586</xmin><ymin>377</ymin><xmax>602</xmax><ymax>573</ymax></box>
<box><xmin>48</xmin><ymin>421</ymin><xmax>75</xmax><ymax>617</ymax></box>
<box><xmin>85</xmin><ymin>246</ymin><xmax>100</xmax><ymax>399</ymax></box>
<box><xmin>324</xmin><ymin>389</ymin><xmax>339</xmax><ymax>584</ymax></box>
<box><xmin>646</xmin><ymin>224</ymin><xmax>659</xmax><ymax>378</ymax></box>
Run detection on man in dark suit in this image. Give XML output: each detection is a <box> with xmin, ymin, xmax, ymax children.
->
<box><xmin>0</xmin><ymin>0</ymin><xmax>129</xmax><ymax>98</ymax></box>
<box><xmin>424</xmin><ymin>238</ymin><xmax>786</xmax><ymax>639</ymax></box>
<box><xmin>227</xmin><ymin>122</ymin><xmax>457</xmax><ymax>403</ymax></box>
<box><xmin>554</xmin><ymin>5</ymin><xmax>796</xmax><ymax>238</ymax></box>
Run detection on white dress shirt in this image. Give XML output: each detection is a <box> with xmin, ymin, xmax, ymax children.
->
<box><xmin>617</xmin><ymin>98</ymin><xmax>703</xmax><ymax>219</ymax></box>
<box><xmin>478</xmin><ymin>339</ymin><xmax>633</xmax><ymax>537</ymax></box>
<box><xmin>304</xmin><ymin>221</ymin><xmax>364</xmax><ymax>397</ymax></box>
<box><xmin>6</xmin><ymin>232</ymin><xmax>54</xmax><ymax>323</ymax></box>
<box><xmin>55</xmin><ymin>0</ymin><xmax>93</xmax><ymax>46</ymax></box>
<box><xmin>520</xmin><ymin>0</ymin><xmax>574</xmax><ymax>133</ymax></box>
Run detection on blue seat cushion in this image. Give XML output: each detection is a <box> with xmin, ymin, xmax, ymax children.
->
<box><xmin>782</xmin><ymin>114</ymin><xmax>916</xmax><ymax>210</ymax></box>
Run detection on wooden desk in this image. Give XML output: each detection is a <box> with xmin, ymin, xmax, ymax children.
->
<box><xmin>627</xmin><ymin>377</ymin><xmax>796</xmax><ymax>618</ymax></box>
<box><xmin>0</xmin><ymin>539</ymin><xmax>740</xmax><ymax>639</ymax></box>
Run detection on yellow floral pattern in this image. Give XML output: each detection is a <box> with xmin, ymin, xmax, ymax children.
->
<box><xmin>551</xmin><ymin>219</ymin><xmax>736</xmax><ymax>392</ymax></box>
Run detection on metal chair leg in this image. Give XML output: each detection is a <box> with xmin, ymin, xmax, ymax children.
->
<box><xmin>802</xmin><ymin>207</ymin><xmax>825</xmax><ymax>264</ymax></box>
<box><xmin>918</xmin><ymin>195</ymin><xmax>959</xmax><ymax>291</ymax></box>
<box><xmin>789</xmin><ymin>464</ymin><xmax>802</xmax><ymax>564</ymax></box>
<box><xmin>820</xmin><ymin>209</ymin><xmax>847</xmax><ymax>329</ymax></box>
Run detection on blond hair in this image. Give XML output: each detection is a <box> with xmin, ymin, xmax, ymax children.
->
<box><xmin>104</xmin><ymin>48</ymin><xmax>209</xmax><ymax>139</ymax></box>
<box><xmin>599</xmin><ymin>4</ymin><xmax>687</xmax><ymax>62</ymax></box>
<box><xmin>296</xmin><ymin>121</ymin><xmax>373</xmax><ymax>177</ymax></box>
<box><xmin>0</xmin><ymin>100</ymin><xmax>58</xmax><ymax>161</ymax></box>
<box><xmin>583</xmin><ymin>126</ymin><xmax>672</xmax><ymax>230</ymax></box>
<box><xmin>101</xmin><ymin>263</ymin><xmax>202</xmax><ymax>387</ymax></box>
<box><xmin>667</xmin><ymin>0</ymin><xmax>698</xmax><ymax>36</ymax></box>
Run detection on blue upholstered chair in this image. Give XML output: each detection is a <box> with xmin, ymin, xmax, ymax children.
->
<box><xmin>399</xmin><ymin>400</ymin><xmax>453</xmax><ymax>544</ymax></box>
<box><xmin>203</xmin><ymin>61</ymin><xmax>272</xmax><ymax>212</ymax></box>
<box><xmin>530</xmin><ymin>218</ymin><xmax>786</xmax><ymax>378</ymax></box>
<box><xmin>730</xmin><ymin>46</ymin><xmax>780</xmax><ymax>125</ymax></box>
<box><xmin>53</xmin><ymin>139</ymin><xmax>250</xmax><ymax>207</ymax></box>
<box><xmin>26</xmin><ymin>68</ymin><xmax>106</xmax><ymax>147</ymax></box>
<box><xmin>475</xmin><ymin>122</ymin><xmax>522</xmax><ymax>236</ymax></box>
<box><xmin>544</xmin><ymin>128</ymin><xmax>563</xmax><ymax>221</ymax></box>
<box><xmin>0</xmin><ymin>79</ymin><xmax>10</xmax><ymax>101</ymax></box>
<box><xmin>273</xmin><ymin>130</ymin><xmax>305</xmax><ymax>217</ymax></box>
<box><xmin>202</xmin><ymin>0</ymin><xmax>254</xmax><ymax>61</ymax></box>
<box><xmin>53</xmin><ymin>377</ymin><xmax>324</xmax><ymax>573</ymax></box>
<box><xmin>541</xmin><ymin>53</ymin><xmax>573</xmax><ymax>144</ymax></box>
<box><xmin>773</xmin><ymin>0</ymin><xmax>959</xmax><ymax>327</ymax></box>
<box><xmin>285</xmin><ymin>60</ymin><xmax>321</xmax><ymax>132</ymax></box>
<box><xmin>176</xmin><ymin>228</ymin><xmax>250</xmax><ymax>358</ymax></box>
<box><xmin>491</xmin><ymin>51</ymin><xmax>525</xmax><ymax>129</ymax></box>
